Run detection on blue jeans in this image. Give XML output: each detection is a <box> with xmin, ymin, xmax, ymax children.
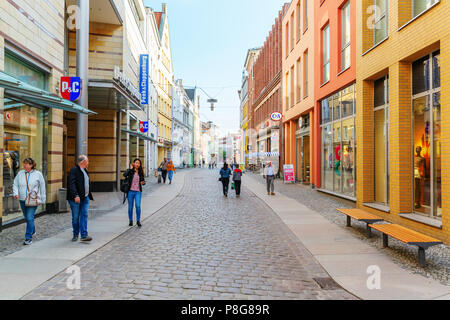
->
<box><xmin>168</xmin><ymin>171</ymin><xmax>174</xmax><ymax>182</ymax></box>
<box><xmin>19</xmin><ymin>201</ymin><xmax>37</xmax><ymax>240</ymax></box>
<box><xmin>69</xmin><ymin>197</ymin><xmax>90</xmax><ymax>238</ymax></box>
<box><xmin>127</xmin><ymin>191</ymin><xmax>142</xmax><ymax>222</ymax></box>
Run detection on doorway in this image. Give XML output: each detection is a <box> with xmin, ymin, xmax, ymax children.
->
<box><xmin>296</xmin><ymin>135</ymin><xmax>310</xmax><ymax>184</ymax></box>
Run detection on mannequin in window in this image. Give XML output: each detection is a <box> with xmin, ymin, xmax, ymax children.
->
<box><xmin>414</xmin><ymin>146</ymin><xmax>426</xmax><ymax>209</ymax></box>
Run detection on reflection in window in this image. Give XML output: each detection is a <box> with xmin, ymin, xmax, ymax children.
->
<box><xmin>413</xmin><ymin>0</ymin><xmax>438</xmax><ymax>17</ymax></box>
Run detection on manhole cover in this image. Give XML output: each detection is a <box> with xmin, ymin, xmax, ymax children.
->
<box><xmin>313</xmin><ymin>277</ymin><xmax>341</xmax><ymax>290</ymax></box>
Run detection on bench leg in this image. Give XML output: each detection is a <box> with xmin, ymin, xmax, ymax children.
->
<box><xmin>418</xmin><ymin>247</ymin><xmax>426</xmax><ymax>267</ymax></box>
<box><xmin>346</xmin><ymin>216</ymin><xmax>351</xmax><ymax>227</ymax></box>
<box><xmin>366</xmin><ymin>224</ymin><xmax>372</xmax><ymax>238</ymax></box>
<box><xmin>383</xmin><ymin>233</ymin><xmax>388</xmax><ymax>248</ymax></box>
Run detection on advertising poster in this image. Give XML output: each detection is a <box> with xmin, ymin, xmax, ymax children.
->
<box><xmin>284</xmin><ymin>164</ymin><xmax>295</xmax><ymax>183</ymax></box>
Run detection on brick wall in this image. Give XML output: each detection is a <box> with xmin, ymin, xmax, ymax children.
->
<box><xmin>357</xmin><ymin>0</ymin><xmax>449</xmax><ymax>244</ymax></box>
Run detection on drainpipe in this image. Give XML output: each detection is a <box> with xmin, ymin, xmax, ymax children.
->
<box><xmin>76</xmin><ymin>0</ymin><xmax>89</xmax><ymax>159</ymax></box>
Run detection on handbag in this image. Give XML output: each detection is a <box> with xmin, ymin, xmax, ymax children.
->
<box><xmin>120</xmin><ymin>179</ymin><xmax>130</xmax><ymax>193</ymax></box>
<box><xmin>25</xmin><ymin>172</ymin><xmax>40</xmax><ymax>207</ymax></box>
<box><xmin>218</xmin><ymin>177</ymin><xmax>223</xmax><ymax>182</ymax></box>
<box><xmin>231</xmin><ymin>182</ymin><xmax>235</xmax><ymax>190</ymax></box>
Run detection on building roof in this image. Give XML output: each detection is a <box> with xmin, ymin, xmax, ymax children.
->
<box><xmin>185</xmin><ymin>89</ymin><xmax>196</xmax><ymax>103</ymax></box>
<box><xmin>154</xmin><ymin>12</ymin><xmax>162</xmax><ymax>29</ymax></box>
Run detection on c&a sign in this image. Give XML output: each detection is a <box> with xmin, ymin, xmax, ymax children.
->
<box><xmin>60</xmin><ymin>77</ymin><xmax>82</xmax><ymax>101</ymax></box>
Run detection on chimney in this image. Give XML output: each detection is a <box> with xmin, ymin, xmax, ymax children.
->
<box><xmin>162</xmin><ymin>3</ymin><xmax>167</xmax><ymax>14</ymax></box>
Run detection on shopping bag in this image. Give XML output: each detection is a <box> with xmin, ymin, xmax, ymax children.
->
<box><xmin>231</xmin><ymin>182</ymin><xmax>235</xmax><ymax>190</ymax></box>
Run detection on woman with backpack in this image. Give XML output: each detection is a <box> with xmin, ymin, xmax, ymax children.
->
<box><xmin>13</xmin><ymin>158</ymin><xmax>46</xmax><ymax>245</ymax></box>
<box><xmin>219</xmin><ymin>163</ymin><xmax>232</xmax><ymax>197</ymax></box>
<box><xmin>232</xmin><ymin>166</ymin><xmax>243</xmax><ymax>197</ymax></box>
<box><xmin>124</xmin><ymin>158</ymin><xmax>146</xmax><ymax>227</ymax></box>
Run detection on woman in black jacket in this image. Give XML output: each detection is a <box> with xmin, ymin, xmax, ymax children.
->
<box><xmin>124</xmin><ymin>158</ymin><xmax>146</xmax><ymax>227</ymax></box>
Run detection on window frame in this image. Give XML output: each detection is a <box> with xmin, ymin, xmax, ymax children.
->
<box><xmin>322</xmin><ymin>24</ymin><xmax>330</xmax><ymax>85</ymax></box>
<box><xmin>340</xmin><ymin>1</ymin><xmax>351</xmax><ymax>72</ymax></box>
<box><xmin>373</xmin><ymin>0</ymin><xmax>388</xmax><ymax>46</ymax></box>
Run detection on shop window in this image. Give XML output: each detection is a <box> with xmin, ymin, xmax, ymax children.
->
<box><xmin>321</xmin><ymin>84</ymin><xmax>356</xmax><ymax>197</ymax></box>
<box><xmin>3</xmin><ymin>102</ymin><xmax>48</xmax><ymax>223</ymax></box>
<box><xmin>374</xmin><ymin>76</ymin><xmax>389</xmax><ymax>205</ymax></box>
<box><xmin>4</xmin><ymin>52</ymin><xmax>46</xmax><ymax>90</ymax></box>
<box><xmin>412</xmin><ymin>50</ymin><xmax>441</xmax><ymax>219</ymax></box>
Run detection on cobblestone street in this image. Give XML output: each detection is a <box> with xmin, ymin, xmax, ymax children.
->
<box><xmin>21</xmin><ymin>169</ymin><xmax>355</xmax><ymax>300</ymax></box>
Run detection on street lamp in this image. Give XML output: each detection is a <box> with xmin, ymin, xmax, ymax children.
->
<box><xmin>207</xmin><ymin>99</ymin><xmax>218</xmax><ymax>111</ymax></box>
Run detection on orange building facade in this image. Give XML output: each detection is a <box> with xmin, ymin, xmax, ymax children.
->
<box><xmin>282</xmin><ymin>0</ymin><xmax>316</xmax><ymax>185</ymax></box>
<box><xmin>314</xmin><ymin>0</ymin><xmax>357</xmax><ymax>199</ymax></box>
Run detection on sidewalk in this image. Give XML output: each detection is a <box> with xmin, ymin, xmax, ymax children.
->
<box><xmin>244</xmin><ymin>174</ymin><xmax>450</xmax><ymax>300</ymax></box>
<box><xmin>0</xmin><ymin>171</ymin><xmax>187</xmax><ymax>300</ymax></box>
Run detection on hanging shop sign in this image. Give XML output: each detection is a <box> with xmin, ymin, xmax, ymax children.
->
<box><xmin>270</xmin><ymin>112</ymin><xmax>283</xmax><ymax>122</ymax></box>
<box><xmin>139</xmin><ymin>121</ymin><xmax>149</xmax><ymax>133</ymax></box>
<box><xmin>139</xmin><ymin>54</ymin><xmax>149</xmax><ymax>105</ymax></box>
<box><xmin>283</xmin><ymin>164</ymin><xmax>295</xmax><ymax>183</ymax></box>
<box><xmin>60</xmin><ymin>77</ymin><xmax>82</xmax><ymax>101</ymax></box>
<box><xmin>113</xmin><ymin>66</ymin><xmax>141</xmax><ymax>102</ymax></box>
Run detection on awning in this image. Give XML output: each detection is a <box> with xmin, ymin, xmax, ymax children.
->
<box><xmin>121</xmin><ymin>128</ymin><xmax>157</xmax><ymax>143</ymax></box>
<box><xmin>89</xmin><ymin>80</ymin><xmax>142</xmax><ymax>111</ymax></box>
<box><xmin>0</xmin><ymin>71</ymin><xmax>96</xmax><ymax>115</ymax></box>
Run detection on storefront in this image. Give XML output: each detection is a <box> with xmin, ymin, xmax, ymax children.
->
<box><xmin>320</xmin><ymin>84</ymin><xmax>356</xmax><ymax>199</ymax></box>
<box><xmin>296</xmin><ymin>115</ymin><xmax>311</xmax><ymax>184</ymax></box>
<box><xmin>256</xmin><ymin>121</ymin><xmax>281</xmax><ymax>174</ymax></box>
<box><xmin>1</xmin><ymin>52</ymin><xmax>94</xmax><ymax>228</ymax></box>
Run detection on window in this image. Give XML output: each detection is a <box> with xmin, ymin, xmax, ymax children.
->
<box><xmin>286</xmin><ymin>22</ymin><xmax>290</xmax><ymax>56</ymax></box>
<box><xmin>322</xmin><ymin>24</ymin><xmax>330</xmax><ymax>84</ymax></box>
<box><xmin>291</xmin><ymin>13</ymin><xmax>295</xmax><ymax>50</ymax></box>
<box><xmin>285</xmin><ymin>73</ymin><xmax>289</xmax><ymax>109</ymax></box>
<box><xmin>412</xmin><ymin>50</ymin><xmax>441</xmax><ymax>219</ymax></box>
<box><xmin>304</xmin><ymin>50</ymin><xmax>309</xmax><ymax>97</ymax></box>
<box><xmin>340</xmin><ymin>2</ymin><xmax>351</xmax><ymax>71</ymax></box>
<box><xmin>304</xmin><ymin>0</ymin><xmax>308</xmax><ymax>31</ymax></box>
<box><xmin>291</xmin><ymin>66</ymin><xmax>295</xmax><ymax>106</ymax></box>
<box><xmin>374</xmin><ymin>76</ymin><xmax>389</xmax><ymax>205</ymax></box>
<box><xmin>413</xmin><ymin>0</ymin><xmax>438</xmax><ymax>17</ymax></box>
<box><xmin>297</xmin><ymin>1</ymin><xmax>301</xmax><ymax>42</ymax></box>
<box><xmin>374</xmin><ymin>0</ymin><xmax>388</xmax><ymax>45</ymax></box>
<box><xmin>297</xmin><ymin>59</ymin><xmax>301</xmax><ymax>102</ymax></box>
<box><xmin>320</xmin><ymin>84</ymin><xmax>356</xmax><ymax>197</ymax></box>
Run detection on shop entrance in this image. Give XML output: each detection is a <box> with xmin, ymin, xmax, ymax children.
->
<box><xmin>296</xmin><ymin>135</ymin><xmax>310</xmax><ymax>184</ymax></box>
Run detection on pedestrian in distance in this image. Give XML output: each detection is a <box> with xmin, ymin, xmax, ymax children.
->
<box><xmin>13</xmin><ymin>158</ymin><xmax>46</xmax><ymax>245</ymax></box>
<box><xmin>232</xmin><ymin>166</ymin><xmax>243</xmax><ymax>197</ymax></box>
<box><xmin>124</xmin><ymin>158</ymin><xmax>146</xmax><ymax>227</ymax></box>
<box><xmin>167</xmin><ymin>160</ymin><xmax>176</xmax><ymax>184</ymax></box>
<box><xmin>263</xmin><ymin>161</ymin><xmax>276</xmax><ymax>196</ymax></box>
<box><xmin>219</xmin><ymin>163</ymin><xmax>232</xmax><ymax>197</ymax></box>
<box><xmin>67</xmin><ymin>155</ymin><xmax>94</xmax><ymax>242</ymax></box>
<box><xmin>159</xmin><ymin>157</ymin><xmax>169</xmax><ymax>184</ymax></box>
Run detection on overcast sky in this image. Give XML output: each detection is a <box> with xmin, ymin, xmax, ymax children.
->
<box><xmin>144</xmin><ymin>0</ymin><xmax>288</xmax><ymax>136</ymax></box>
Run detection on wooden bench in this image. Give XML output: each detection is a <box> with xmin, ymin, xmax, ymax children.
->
<box><xmin>369</xmin><ymin>224</ymin><xmax>443</xmax><ymax>267</ymax></box>
<box><xmin>338</xmin><ymin>208</ymin><xmax>384</xmax><ymax>238</ymax></box>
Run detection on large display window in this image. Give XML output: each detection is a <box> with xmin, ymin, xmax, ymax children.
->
<box><xmin>321</xmin><ymin>84</ymin><xmax>356</xmax><ymax>198</ymax></box>
<box><xmin>3</xmin><ymin>101</ymin><xmax>48</xmax><ymax>223</ymax></box>
<box><xmin>412</xmin><ymin>50</ymin><xmax>441</xmax><ymax>219</ymax></box>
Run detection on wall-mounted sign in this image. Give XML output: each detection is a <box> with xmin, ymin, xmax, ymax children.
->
<box><xmin>60</xmin><ymin>77</ymin><xmax>82</xmax><ymax>101</ymax></box>
<box><xmin>139</xmin><ymin>54</ymin><xmax>149</xmax><ymax>105</ymax></box>
<box><xmin>139</xmin><ymin>121</ymin><xmax>149</xmax><ymax>133</ymax></box>
<box><xmin>113</xmin><ymin>66</ymin><xmax>141</xmax><ymax>102</ymax></box>
<box><xmin>270</xmin><ymin>112</ymin><xmax>283</xmax><ymax>122</ymax></box>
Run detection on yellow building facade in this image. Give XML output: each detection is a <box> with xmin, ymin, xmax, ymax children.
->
<box><xmin>356</xmin><ymin>0</ymin><xmax>450</xmax><ymax>244</ymax></box>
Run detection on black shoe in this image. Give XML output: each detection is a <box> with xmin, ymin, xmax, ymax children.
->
<box><xmin>129</xmin><ymin>221</ymin><xmax>133</xmax><ymax>227</ymax></box>
<box><xmin>23</xmin><ymin>239</ymin><xmax>32</xmax><ymax>245</ymax></box>
<box><xmin>80</xmin><ymin>236</ymin><xmax>92</xmax><ymax>242</ymax></box>
<box><xmin>137</xmin><ymin>221</ymin><xmax>142</xmax><ymax>227</ymax></box>
<box><xmin>72</xmin><ymin>236</ymin><xmax>78</xmax><ymax>242</ymax></box>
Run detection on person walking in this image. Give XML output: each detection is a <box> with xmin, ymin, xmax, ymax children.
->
<box><xmin>264</xmin><ymin>161</ymin><xmax>276</xmax><ymax>196</ymax></box>
<box><xmin>124</xmin><ymin>158</ymin><xmax>146</xmax><ymax>227</ymax></box>
<box><xmin>232</xmin><ymin>166</ymin><xmax>243</xmax><ymax>197</ymax></box>
<box><xmin>219</xmin><ymin>163</ymin><xmax>232</xmax><ymax>197</ymax></box>
<box><xmin>13</xmin><ymin>158</ymin><xmax>46</xmax><ymax>245</ymax></box>
<box><xmin>167</xmin><ymin>160</ymin><xmax>176</xmax><ymax>184</ymax></box>
<box><xmin>159</xmin><ymin>157</ymin><xmax>169</xmax><ymax>184</ymax></box>
<box><xmin>67</xmin><ymin>155</ymin><xmax>94</xmax><ymax>242</ymax></box>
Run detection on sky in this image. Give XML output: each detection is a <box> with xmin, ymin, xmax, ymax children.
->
<box><xmin>144</xmin><ymin>0</ymin><xmax>288</xmax><ymax>136</ymax></box>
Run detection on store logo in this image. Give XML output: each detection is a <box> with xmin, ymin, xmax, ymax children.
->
<box><xmin>60</xmin><ymin>77</ymin><xmax>82</xmax><ymax>101</ymax></box>
<box><xmin>270</xmin><ymin>112</ymin><xmax>283</xmax><ymax>122</ymax></box>
<box><xmin>139</xmin><ymin>121</ymin><xmax>149</xmax><ymax>133</ymax></box>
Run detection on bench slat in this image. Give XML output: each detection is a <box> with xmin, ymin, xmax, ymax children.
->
<box><xmin>369</xmin><ymin>224</ymin><xmax>442</xmax><ymax>245</ymax></box>
<box><xmin>338</xmin><ymin>208</ymin><xmax>383</xmax><ymax>221</ymax></box>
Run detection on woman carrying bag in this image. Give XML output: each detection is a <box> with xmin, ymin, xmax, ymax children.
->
<box><xmin>13</xmin><ymin>158</ymin><xmax>46</xmax><ymax>245</ymax></box>
<box><xmin>124</xmin><ymin>158</ymin><xmax>146</xmax><ymax>227</ymax></box>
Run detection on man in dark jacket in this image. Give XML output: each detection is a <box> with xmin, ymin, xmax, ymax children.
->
<box><xmin>67</xmin><ymin>155</ymin><xmax>94</xmax><ymax>242</ymax></box>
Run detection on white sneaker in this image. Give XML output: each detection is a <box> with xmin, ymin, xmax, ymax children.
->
<box><xmin>23</xmin><ymin>239</ymin><xmax>33</xmax><ymax>245</ymax></box>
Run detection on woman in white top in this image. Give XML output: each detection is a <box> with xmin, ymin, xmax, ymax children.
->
<box><xmin>13</xmin><ymin>158</ymin><xmax>46</xmax><ymax>245</ymax></box>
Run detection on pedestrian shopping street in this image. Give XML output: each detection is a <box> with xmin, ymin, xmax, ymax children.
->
<box><xmin>0</xmin><ymin>167</ymin><xmax>444</xmax><ymax>301</ymax></box>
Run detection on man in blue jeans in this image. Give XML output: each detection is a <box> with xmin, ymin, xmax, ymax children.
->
<box><xmin>67</xmin><ymin>155</ymin><xmax>94</xmax><ymax>242</ymax></box>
